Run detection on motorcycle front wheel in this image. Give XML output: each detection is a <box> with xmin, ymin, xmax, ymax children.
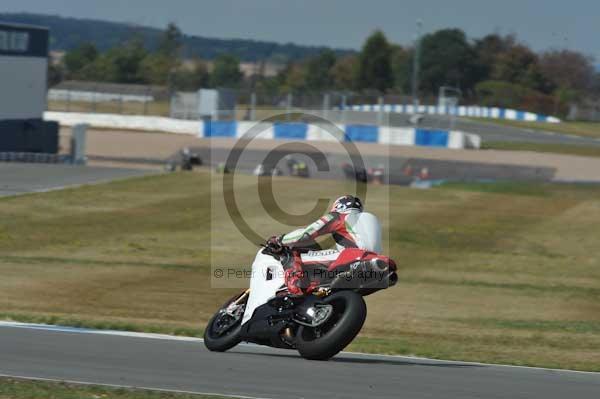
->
<box><xmin>296</xmin><ymin>290</ymin><xmax>367</xmax><ymax>360</ymax></box>
<box><xmin>203</xmin><ymin>292</ymin><xmax>246</xmax><ymax>352</ymax></box>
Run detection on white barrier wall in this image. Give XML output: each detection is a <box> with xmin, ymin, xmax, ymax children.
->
<box><xmin>45</xmin><ymin>111</ymin><xmax>481</xmax><ymax>149</ymax></box>
<box><xmin>345</xmin><ymin>104</ymin><xmax>561</xmax><ymax>123</ymax></box>
<box><xmin>48</xmin><ymin>89</ymin><xmax>154</xmax><ymax>103</ymax></box>
<box><xmin>44</xmin><ymin>112</ymin><xmax>200</xmax><ymax>135</ymax></box>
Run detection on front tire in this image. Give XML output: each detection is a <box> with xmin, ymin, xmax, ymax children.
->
<box><xmin>296</xmin><ymin>291</ymin><xmax>366</xmax><ymax>360</ymax></box>
<box><xmin>203</xmin><ymin>293</ymin><xmax>245</xmax><ymax>352</ymax></box>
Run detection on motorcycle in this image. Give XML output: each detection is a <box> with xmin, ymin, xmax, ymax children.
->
<box><xmin>284</xmin><ymin>155</ymin><xmax>310</xmax><ymax>178</ymax></box>
<box><xmin>204</xmin><ymin>212</ymin><xmax>398</xmax><ymax>360</ymax></box>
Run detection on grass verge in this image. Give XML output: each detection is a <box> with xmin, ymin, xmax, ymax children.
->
<box><xmin>0</xmin><ymin>377</ymin><xmax>229</xmax><ymax>399</ymax></box>
<box><xmin>471</xmin><ymin>118</ymin><xmax>600</xmax><ymax>139</ymax></box>
<box><xmin>1</xmin><ymin>172</ymin><xmax>600</xmax><ymax>371</ymax></box>
<box><xmin>482</xmin><ymin>141</ymin><xmax>600</xmax><ymax>158</ymax></box>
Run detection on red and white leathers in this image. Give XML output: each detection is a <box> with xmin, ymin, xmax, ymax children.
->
<box><xmin>279</xmin><ymin>209</ymin><xmax>381</xmax><ymax>295</ymax></box>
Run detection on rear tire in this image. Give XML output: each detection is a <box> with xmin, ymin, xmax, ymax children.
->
<box><xmin>203</xmin><ymin>293</ymin><xmax>245</xmax><ymax>352</ymax></box>
<box><xmin>296</xmin><ymin>291</ymin><xmax>366</xmax><ymax>360</ymax></box>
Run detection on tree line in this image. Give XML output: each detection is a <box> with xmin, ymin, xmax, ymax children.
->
<box><xmin>50</xmin><ymin>23</ymin><xmax>600</xmax><ymax>116</ymax></box>
<box><xmin>3</xmin><ymin>13</ymin><xmax>351</xmax><ymax>61</ymax></box>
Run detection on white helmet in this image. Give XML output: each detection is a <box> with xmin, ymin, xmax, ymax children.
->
<box><xmin>330</xmin><ymin>195</ymin><xmax>363</xmax><ymax>214</ymax></box>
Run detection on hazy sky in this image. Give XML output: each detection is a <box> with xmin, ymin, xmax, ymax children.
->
<box><xmin>3</xmin><ymin>0</ymin><xmax>599</xmax><ymax>59</ymax></box>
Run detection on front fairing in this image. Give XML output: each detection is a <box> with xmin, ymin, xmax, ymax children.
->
<box><xmin>241</xmin><ymin>249</ymin><xmax>286</xmax><ymax>325</ymax></box>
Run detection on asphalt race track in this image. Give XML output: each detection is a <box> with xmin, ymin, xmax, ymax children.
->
<box><xmin>0</xmin><ymin>163</ymin><xmax>153</xmax><ymax>196</ymax></box>
<box><xmin>188</xmin><ymin>145</ymin><xmax>557</xmax><ymax>183</ymax></box>
<box><xmin>1</xmin><ymin>323</ymin><xmax>599</xmax><ymax>399</ymax></box>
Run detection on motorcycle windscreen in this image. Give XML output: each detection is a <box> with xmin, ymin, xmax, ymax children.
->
<box><xmin>344</xmin><ymin>212</ymin><xmax>382</xmax><ymax>254</ymax></box>
<box><xmin>241</xmin><ymin>249</ymin><xmax>286</xmax><ymax>325</ymax></box>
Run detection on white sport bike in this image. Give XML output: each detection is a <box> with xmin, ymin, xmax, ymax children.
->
<box><xmin>204</xmin><ymin>213</ymin><xmax>397</xmax><ymax>360</ymax></box>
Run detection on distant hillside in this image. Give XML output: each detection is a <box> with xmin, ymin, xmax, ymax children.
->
<box><xmin>0</xmin><ymin>13</ymin><xmax>354</xmax><ymax>62</ymax></box>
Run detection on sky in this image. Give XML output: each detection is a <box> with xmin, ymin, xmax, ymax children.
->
<box><xmin>3</xmin><ymin>0</ymin><xmax>599</xmax><ymax>60</ymax></box>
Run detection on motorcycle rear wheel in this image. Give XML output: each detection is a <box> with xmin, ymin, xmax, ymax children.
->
<box><xmin>203</xmin><ymin>292</ymin><xmax>245</xmax><ymax>352</ymax></box>
<box><xmin>296</xmin><ymin>290</ymin><xmax>367</xmax><ymax>360</ymax></box>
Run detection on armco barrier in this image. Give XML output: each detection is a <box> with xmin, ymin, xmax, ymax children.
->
<box><xmin>342</xmin><ymin>104</ymin><xmax>561</xmax><ymax>123</ymax></box>
<box><xmin>44</xmin><ymin>112</ymin><xmax>481</xmax><ymax>149</ymax></box>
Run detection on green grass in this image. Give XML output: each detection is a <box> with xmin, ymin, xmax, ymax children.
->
<box><xmin>482</xmin><ymin>141</ymin><xmax>600</xmax><ymax>158</ymax></box>
<box><xmin>440</xmin><ymin>181</ymin><xmax>555</xmax><ymax>196</ymax></box>
<box><xmin>453</xmin><ymin>318</ymin><xmax>600</xmax><ymax>334</ymax></box>
<box><xmin>1</xmin><ymin>171</ymin><xmax>600</xmax><ymax>371</ymax></box>
<box><xmin>0</xmin><ymin>378</ymin><xmax>229</xmax><ymax>399</ymax></box>
<box><xmin>473</xmin><ymin>118</ymin><xmax>600</xmax><ymax>139</ymax></box>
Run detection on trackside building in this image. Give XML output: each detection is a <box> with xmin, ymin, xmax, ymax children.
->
<box><xmin>0</xmin><ymin>21</ymin><xmax>58</xmax><ymax>153</ymax></box>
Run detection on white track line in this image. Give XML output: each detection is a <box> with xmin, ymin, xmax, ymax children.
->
<box><xmin>0</xmin><ymin>373</ymin><xmax>273</xmax><ymax>399</ymax></box>
<box><xmin>0</xmin><ymin>321</ymin><xmax>202</xmax><ymax>342</ymax></box>
<box><xmin>1</xmin><ymin>320</ymin><xmax>599</xmax><ymax>376</ymax></box>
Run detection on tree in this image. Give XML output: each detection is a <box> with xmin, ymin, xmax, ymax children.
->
<box><xmin>76</xmin><ymin>55</ymin><xmax>118</xmax><ymax>82</ymax></box>
<box><xmin>255</xmin><ymin>75</ymin><xmax>284</xmax><ymax>96</ymax></box>
<box><xmin>64</xmin><ymin>42</ymin><xmax>98</xmax><ymax>75</ymax></box>
<box><xmin>474</xmin><ymin>34</ymin><xmax>516</xmax><ymax>81</ymax></box>
<box><xmin>281</xmin><ymin>63</ymin><xmax>307</xmax><ymax>92</ymax></box>
<box><xmin>146</xmin><ymin>23</ymin><xmax>185</xmax><ymax>89</ymax></box>
<box><xmin>172</xmin><ymin>60</ymin><xmax>210</xmax><ymax>90</ymax></box>
<box><xmin>304</xmin><ymin>50</ymin><xmax>336</xmax><ymax>91</ymax></box>
<box><xmin>210</xmin><ymin>54</ymin><xmax>243</xmax><ymax>88</ymax></box>
<box><xmin>475</xmin><ymin>80</ymin><xmax>564</xmax><ymax>115</ymax></box>
<box><xmin>139</xmin><ymin>53</ymin><xmax>171</xmax><ymax>85</ymax></box>
<box><xmin>331</xmin><ymin>55</ymin><xmax>359</xmax><ymax>90</ymax></box>
<box><xmin>48</xmin><ymin>63</ymin><xmax>64</xmax><ymax>87</ymax></box>
<box><xmin>356</xmin><ymin>30</ymin><xmax>393</xmax><ymax>92</ymax></box>
<box><xmin>539</xmin><ymin>50</ymin><xmax>595</xmax><ymax>93</ymax></box>
<box><xmin>491</xmin><ymin>44</ymin><xmax>552</xmax><ymax>93</ymax></box>
<box><xmin>390</xmin><ymin>45</ymin><xmax>410</xmax><ymax>92</ymax></box>
<box><xmin>476</xmin><ymin>80</ymin><xmax>533</xmax><ymax>108</ymax></box>
<box><xmin>591</xmin><ymin>72</ymin><xmax>600</xmax><ymax>99</ymax></box>
<box><xmin>418</xmin><ymin>28</ymin><xmax>479</xmax><ymax>95</ymax></box>
<box><xmin>158</xmin><ymin>22</ymin><xmax>183</xmax><ymax>58</ymax></box>
<box><xmin>108</xmin><ymin>39</ymin><xmax>148</xmax><ymax>83</ymax></box>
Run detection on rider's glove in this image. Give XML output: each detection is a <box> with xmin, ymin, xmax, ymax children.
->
<box><xmin>266</xmin><ymin>235</ymin><xmax>284</xmax><ymax>253</ymax></box>
<box><xmin>284</xmin><ymin>268</ymin><xmax>304</xmax><ymax>295</ymax></box>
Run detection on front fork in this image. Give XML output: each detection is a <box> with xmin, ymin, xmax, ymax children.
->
<box><xmin>224</xmin><ymin>289</ymin><xmax>250</xmax><ymax>317</ymax></box>
<box><xmin>234</xmin><ymin>289</ymin><xmax>250</xmax><ymax>305</ymax></box>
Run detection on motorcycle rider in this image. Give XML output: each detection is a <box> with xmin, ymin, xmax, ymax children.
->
<box><xmin>267</xmin><ymin>195</ymin><xmax>373</xmax><ymax>295</ymax></box>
